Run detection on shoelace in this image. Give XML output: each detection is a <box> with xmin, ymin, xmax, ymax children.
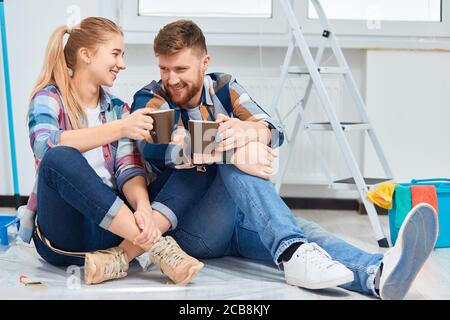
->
<box><xmin>101</xmin><ymin>250</ymin><xmax>126</xmax><ymax>279</ymax></box>
<box><xmin>303</xmin><ymin>243</ymin><xmax>340</xmax><ymax>270</ymax></box>
<box><xmin>150</xmin><ymin>239</ymin><xmax>185</xmax><ymax>268</ymax></box>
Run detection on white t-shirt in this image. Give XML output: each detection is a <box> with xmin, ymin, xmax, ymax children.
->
<box><xmin>82</xmin><ymin>105</ymin><xmax>114</xmax><ymax>188</ymax></box>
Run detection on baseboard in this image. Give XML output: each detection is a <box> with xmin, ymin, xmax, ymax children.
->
<box><xmin>0</xmin><ymin>195</ymin><xmax>29</xmax><ymax>208</ymax></box>
<box><xmin>0</xmin><ymin>195</ymin><xmax>386</xmax><ymax>214</ymax></box>
<box><xmin>282</xmin><ymin>197</ymin><xmax>360</xmax><ymax>211</ymax></box>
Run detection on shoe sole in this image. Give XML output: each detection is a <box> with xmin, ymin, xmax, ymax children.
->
<box><xmin>177</xmin><ymin>262</ymin><xmax>205</xmax><ymax>285</ymax></box>
<box><xmin>380</xmin><ymin>203</ymin><xmax>438</xmax><ymax>300</ymax></box>
<box><xmin>285</xmin><ymin>273</ymin><xmax>354</xmax><ymax>290</ymax></box>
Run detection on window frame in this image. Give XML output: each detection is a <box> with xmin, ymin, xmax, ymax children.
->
<box><xmin>120</xmin><ymin>0</ymin><xmax>287</xmax><ymax>35</ymax></box>
<box><xmin>295</xmin><ymin>0</ymin><xmax>450</xmax><ymax>38</ymax></box>
<box><xmin>111</xmin><ymin>0</ymin><xmax>450</xmax><ymax>48</ymax></box>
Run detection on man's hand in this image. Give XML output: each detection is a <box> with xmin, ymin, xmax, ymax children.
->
<box><xmin>133</xmin><ymin>207</ymin><xmax>162</xmax><ymax>248</ymax></box>
<box><xmin>170</xmin><ymin>127</ymin><xmax>195</xmax><ymax>169</ymax></box>
<box><xmin>231</xmin><ymin>141</ymin><xmax>278</xmax><ymax>180</ymax></box>
<box><xmin>215</xmin><ymin>114</ymin><xmax>256</xmax><ymax>152</ymax></box>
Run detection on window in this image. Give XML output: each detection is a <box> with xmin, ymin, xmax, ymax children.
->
<box><xmin>308</xmin><ymin>0</ymin><xmax>441</xmax><ymax>22</ymax></box>
<box><xmin>294</xmin><ymin>0</ymin><xmax>449</xmax><ymax>39</ymax></box>
<box><xmin>138</xmin><ymin>0</ymin><xmax>272</xmax><ymax>18</ymax></box>
<box><xmin>119</xmin><ymin>0</ymin><xmax>287</xmax><ymax>44</ymax></box>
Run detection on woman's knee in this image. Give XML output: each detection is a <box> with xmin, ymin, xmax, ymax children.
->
<box><xmin>40</xmin><ymin>146</ymin><xmax>82</xmax><ymax>170</ymax></box>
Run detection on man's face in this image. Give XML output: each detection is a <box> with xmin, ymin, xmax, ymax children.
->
<box><xmin>158</xmin><ymin>47</ymin><xmax>209</xmax><ymax>107</ymax></box>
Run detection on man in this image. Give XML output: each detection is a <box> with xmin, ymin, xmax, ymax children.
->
<box><xmin>131</xmin><ymin>19</ymin><xmax>438</xmax><ymax>299</ymax></box>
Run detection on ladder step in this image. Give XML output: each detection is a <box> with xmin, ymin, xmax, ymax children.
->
<box><xmin>288</xmin><ymin>66</ymin><xmax>348</xmax><ymax>75</ymax></box>
<box><xmin>305</xmin><ymin>122</ymin><xmax>371</xmax><ymax>132</ymax></box>
<box><xmin>333</xmin><ymin>177</ymin><xmax>392</xmax><ymax>187</ymax></box>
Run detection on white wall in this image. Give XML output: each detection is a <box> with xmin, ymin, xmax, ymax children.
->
<box><xmin>1</xmin><ymin>0</ymin><xmax>449</xmax><ymax>199</ymax></box>
<box><xmin>0</xmin><ymin>0</ymin><xmax>100</xmax><ymax>196</ymax></box>
<box><xmin>364</xmin><ymin>49</ymin><xmax>450</xmax><ymax>182</ymax></box>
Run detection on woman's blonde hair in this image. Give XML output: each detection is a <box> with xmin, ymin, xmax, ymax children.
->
<box><xmin>29</xmin><ymin>17</ymin><xmax>123</xmax><ymax>129</ymax></box>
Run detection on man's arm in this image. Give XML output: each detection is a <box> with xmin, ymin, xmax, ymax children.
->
<box><xmin>215</xmin><ymin>76</ymin><xmax>284</xmax><ymax>152</ymax></box>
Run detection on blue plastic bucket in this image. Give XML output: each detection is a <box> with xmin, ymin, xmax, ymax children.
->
<box><xmin>0</xmin><ymin>216</ymin><xmax>19</xmax><ymax>246</ymax></box>
<box><xmin>389</xmin><ymin>178</ymin><xmax>450</xmax><ymax>248</ymax></box>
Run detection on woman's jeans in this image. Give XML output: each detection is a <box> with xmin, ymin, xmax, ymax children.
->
<box><xmin>34</xmin><ymin>146</ymin><xmax>382</xmax><ymax>296</ymax></box>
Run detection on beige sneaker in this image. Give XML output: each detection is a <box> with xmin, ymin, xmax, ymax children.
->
<box><xmin>149</xmin><ymin>236</ymin><xmax>204</xmax><ymax>285</ymax></box>
<box><xmin>84</xmin><ymin>247</ymin><xmax>129</xmax><ymax>285</ymax></box>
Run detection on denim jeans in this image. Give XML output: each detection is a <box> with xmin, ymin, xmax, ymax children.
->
<box><xmin>160</xmin><ymin>164</ymin><xmax>383</xmax><ymax>296</ymax></box>
<box><xmin>34</xmin><ymin>146</ymin><xmax>383</xmax><ymax>296</ymax></box>
<box><xmin>33</xmin><ymin>146</ymin><xmax>185</xmax><ymax>267</ymax></box>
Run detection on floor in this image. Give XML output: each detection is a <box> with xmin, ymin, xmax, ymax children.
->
<box><xmin>0</xmin><ymin>207</ymin><xmax>449</xmax><ymax>300</ymax></box>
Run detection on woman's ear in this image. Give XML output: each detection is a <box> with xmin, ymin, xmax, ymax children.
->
<box><xmin>78</xmin><ymin>47</ymin><xmax>92</xmax><ymax>65</ymax></box>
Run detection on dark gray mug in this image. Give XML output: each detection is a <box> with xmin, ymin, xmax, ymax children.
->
<box><xmin>149</xmin><ymin>109</ymin><xmax>175</xmax><ymax>144</ymax></box>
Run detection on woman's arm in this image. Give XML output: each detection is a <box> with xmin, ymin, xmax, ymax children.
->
<box><xmin>60</xmin><ymin>108</ymin><xmax>154</xmax><ymax>153</ymax></box>
<box><xmin>59</xmin><ymin>120</ymin><xmax>123</xmax><ymax>153</ymax></box>
<box><xmin>121</xmin><ymin>175</ymin><xmax>151</xmax><ymax>212</ymax></box>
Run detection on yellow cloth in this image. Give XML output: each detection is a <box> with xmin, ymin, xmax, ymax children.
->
<box><xmin>367</xmin><ymin>182</ymin><xmax>397</xmax><ymax>209</ymax></box>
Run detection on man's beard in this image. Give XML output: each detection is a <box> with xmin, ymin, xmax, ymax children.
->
<box><xmin>167</xmin><ymin>74</ymin><xmax>203</xmax><ymax>107</ymax></box>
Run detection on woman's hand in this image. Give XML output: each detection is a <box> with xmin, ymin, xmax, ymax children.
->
<box><xmin>133</xmin><ymin>208</ymin><xmax>162</xmax><ymax>248</ymax></box>
<box><xmin>231</xmin><ymin>141</ymin><xmax>278</xmax><ymax>180</ymax></box>
<box><xmin>120</xmin><ymin>108</ymin><xmax>154</xmax><ymax>140</ymax></box>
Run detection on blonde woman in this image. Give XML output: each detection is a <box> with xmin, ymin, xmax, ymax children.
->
<box><xmin>23</xmin><ymin>17</ymin><xmax>203</xmax><ymax>285</ymax></box>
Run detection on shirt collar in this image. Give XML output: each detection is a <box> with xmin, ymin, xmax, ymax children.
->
<box><xmin>202</xmin><ymin>75</ymin><xmax>214</xmax><ymax>107</ymax></box>
<box><xmin>99</xmin><ymin>86</ymin><xmax>112</xmax><ymax>112</ymax></box>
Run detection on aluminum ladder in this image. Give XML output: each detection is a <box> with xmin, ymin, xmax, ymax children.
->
<box><xmin>271</xmin><ymin>0</ymin><xmax>393</xmax><ymax>247</ymax></box>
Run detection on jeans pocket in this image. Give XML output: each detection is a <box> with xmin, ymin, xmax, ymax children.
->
<box><xmin>171</xmin><ymin>229</ymin><xmax>214</xmax><ymax>259</ymax></box>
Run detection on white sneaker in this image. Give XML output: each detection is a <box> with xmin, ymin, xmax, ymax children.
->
<box><xmin>379</xmin><ymin>203</ymin><xmax>438</xmax><ymax>300</ymax></box>
<box><xmin>283</xmin><ymin>242</ymin><xmax>354</xmax><ymax>289</ymax></box>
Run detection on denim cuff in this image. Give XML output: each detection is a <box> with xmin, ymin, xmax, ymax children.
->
<box><xmin>367</xmin><ymin>262</ymin><xmax>383</xmax><ymax>298</ymax></box>
<box><xmin>151</xmin><ymin>201</ymin><xmax>178</xmax><ymax>230</ymax></box>
<box><xmin>99</xmin><ymin>197</ymin><xmax>124</xmax><ymax>230</ymax></box>
<box><xmin>274</xmin><ymin>237</ymin><xmax>308</xmax><ymax>266</ymax></box>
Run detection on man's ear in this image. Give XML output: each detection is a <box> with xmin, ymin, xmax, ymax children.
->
<box><xmin>201</xmin><ymin>54</ymin><xmax>210</xmax><ymax>72</ymax></box>
<box><xmin>78</xmin><ymin>47</ymin><xmax>92</xmax><ymax>65</ymax></box>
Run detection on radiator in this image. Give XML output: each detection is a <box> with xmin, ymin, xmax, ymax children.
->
<box><xmin>111</xmin><ymin>75</ymin><xmax>348</xmax><ymax>185</ymax></box>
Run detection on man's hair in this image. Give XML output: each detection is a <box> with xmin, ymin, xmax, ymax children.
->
<box><xmin>153</xmin><ymin>19</ymin><xmax>207</xmax><ymax>57</ymax></box>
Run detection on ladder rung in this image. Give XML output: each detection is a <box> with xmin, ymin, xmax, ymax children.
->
<box><xmin>333</xmin><ymin>177</ymin><xmax>392</xmax><ymax>188</ymax></box>
<box><xmin>288</xmin><ymin>66</ymin><xmax>348</xmax><ymax>75</ymax></box>
<box><xmin>305</xmin><ymin>122</ymin><xmax>371</xmax><ymax>132</ymax></box>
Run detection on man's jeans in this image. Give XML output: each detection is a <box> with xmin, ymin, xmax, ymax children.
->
<box><xmin>156</xmin><ymin>164</ymin><xmax>383</xmax><ymax>296</ymax></box>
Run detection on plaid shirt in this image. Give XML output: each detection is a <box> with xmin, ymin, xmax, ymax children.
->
<box><xmin>131</xmin><ymin>72</ymin><xmax>285</xmax><ymax>173</ymax></box>
<box><xmin>20</xmin><ymin>84</ymin><xmax>146</xmax><ymax>243</ymax></box>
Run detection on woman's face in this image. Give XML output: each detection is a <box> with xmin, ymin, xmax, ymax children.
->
<box><xmin>88</xmin><ymin>33</ymin><xmax>126</xmax><ymax>87</ymax></box>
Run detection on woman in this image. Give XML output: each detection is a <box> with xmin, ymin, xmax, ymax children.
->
<box><xmin>24</xmin><ymin>17</ymin><xmax>203</xmax><ymax>285</ymax></box>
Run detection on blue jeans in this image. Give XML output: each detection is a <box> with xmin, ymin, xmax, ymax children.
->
<box><xmin>35</xmin><ymin>146</ymin><xmax>382</xmax><ymax>296</ymax></box>
<box><xmin>33</xmin><ymin>146</ymin><xmax>202</xmax><ymax>267</ymax></box>
<box><xmin>159</xmin><ymin>164</ymin><xmax>383</xmax><ymax>296</ymax></box>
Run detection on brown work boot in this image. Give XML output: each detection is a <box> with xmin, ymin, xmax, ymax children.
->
<box><xmin>84</xmin><ymin>247</ymin><xmax>129</xmax><ymax>285</ymax></box>
<box><xmin>148</xmin><ymin>236</ymin><xmax>204</xmax><ymax>285</ymax></box>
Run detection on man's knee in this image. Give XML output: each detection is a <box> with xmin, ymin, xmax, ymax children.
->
<box><xmin>171</xmin><ymin>228</ymin><xmax>229</xmax><ymax>259</ymax></box>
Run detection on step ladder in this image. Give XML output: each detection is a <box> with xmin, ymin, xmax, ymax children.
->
<box><xmin>271</xmin><ymin>0</ymin><xmax>393</xmax><ymax>248</ymax></box>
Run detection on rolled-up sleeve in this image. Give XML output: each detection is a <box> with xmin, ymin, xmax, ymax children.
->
<box><xmin>114</xmin><ymin>102</ymin><xmax>147</xmax><ymax>192</ymax></box>
<box><xmin>28</xmin><ymin>91</ymin><xmax>64</xmax><ymax>161</ymax></box>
